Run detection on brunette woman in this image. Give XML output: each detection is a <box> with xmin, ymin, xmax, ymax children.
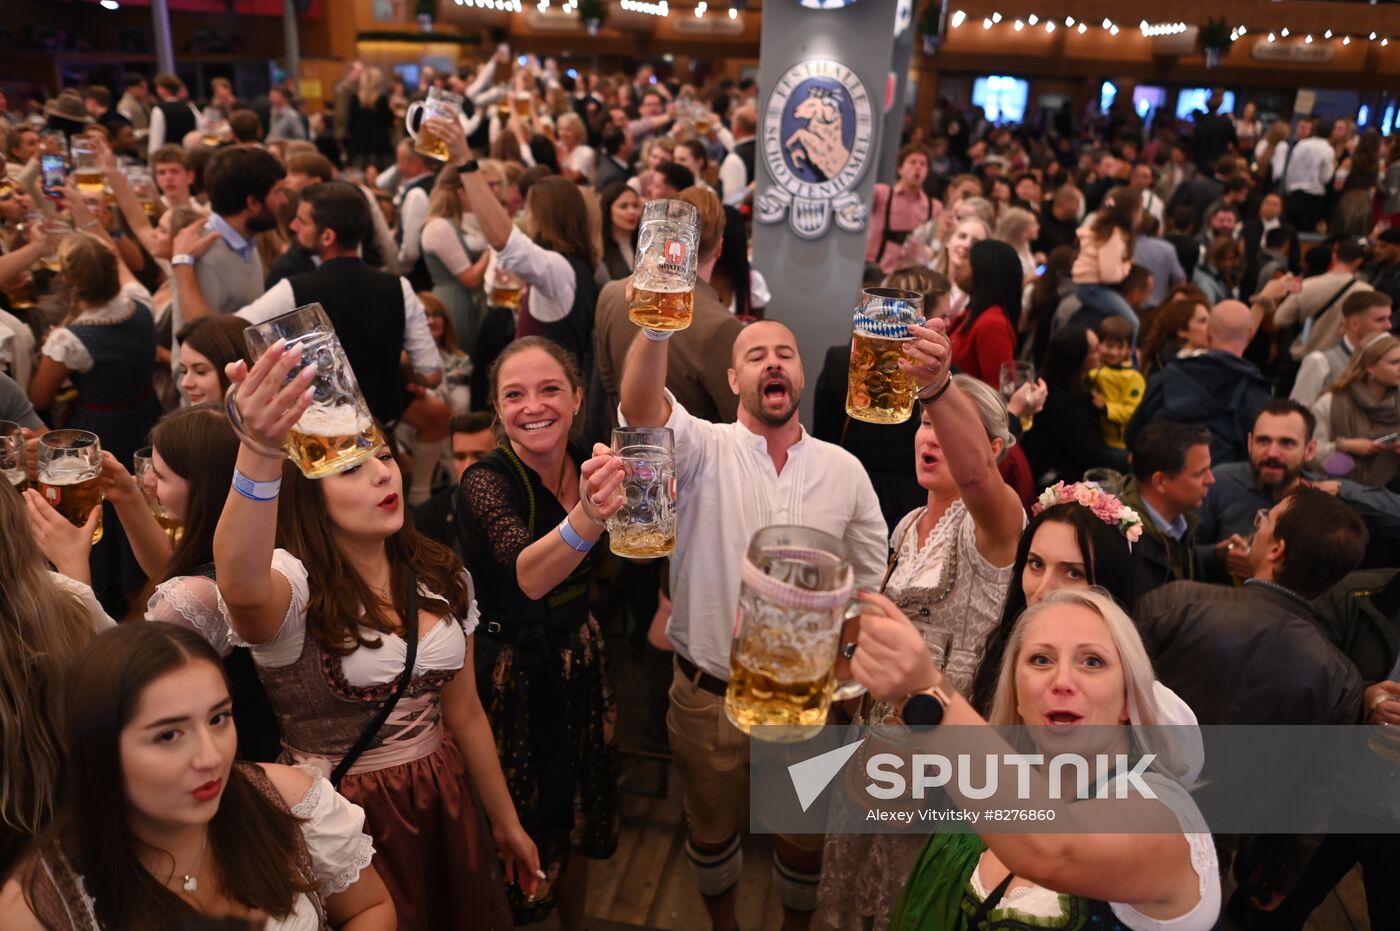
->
<box><xmin>214</xmin><ymin>342</ymin><xmax>539</xmax><ymax>928</ymax></box>
<box><xmin>1073</xmin><ymin>188</ymin><xmax>1141</xmax><ymax>340</ymax></box>
<box><xmin>433</xmin><ymin>115</ymin><xmax>601</xmax><ymax>379</ymax></box>
<box><xmin>0</xmin><ymin>482</ymin><xmax>110</xmax><ymax>874</ymax></box>
<box><xmin>950</xmin><ymin>239</ymin><xmax>1024</xmax><ymax>386</ymax></box>
<box><xmin>176</xmin><ymin>315</ymin><xmax>252</xmax><ymax>405</ymax></box>
<box><xmin>457</xmin><ymin>336</ymin><xmax>625</xmax><ymax>930</ymax></box>
<box><xmin>598</xmin><ymin>182</ymin><xmax>641</xmax><ymax>282</ymax></box>
<box><xmin>421</xmin><ymin>165</ymin><xmax>490</xmax><ymax>358</ymax></box>
<box><xmin>0</xmin><ymin>622</ymin><xmax>395</xmax><ymax>930</ymax></box>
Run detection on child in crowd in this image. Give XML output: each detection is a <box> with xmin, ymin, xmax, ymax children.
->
<box><xmin>1089</xmin><ymin>315</ymin><xmax>1145</xmax><ymax>450</ymax></box>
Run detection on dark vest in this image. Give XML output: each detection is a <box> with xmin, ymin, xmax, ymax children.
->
<box><xmin>395</xmin><ymin>172</ymin><xmax>436</xmax><ymax>292</ymax></box>
<box><xmin>733</xmin><ymin>138</ymin><xmax>756</xmax><ymax>183</ymax></box>
<box><xmin>515</xmin><ymin>251</ymin><xmax>599</xmax><ymax>378</ymax></box>
<box><xmin>288</xmin><ymin>257</ymin><xmax>408</xmax><ymax>425</ymax></box>
<box><xmin>156</xmin><ymin>100</ymin><xmax>196</xmax><ymax>143</ymax></box>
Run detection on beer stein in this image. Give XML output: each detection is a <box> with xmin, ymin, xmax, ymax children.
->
<box><xmin>38</xmin><ymin>430</ymin><xmax>103</xmax><ymax>544</ymax></box>
<box><xmin>405</xmin><ymin>87</ymin><xmax>463</xmax><ymax>162</ymax></box>
<box><xmin>1</xmin><ymin>420</ymin><xmax>26</xmax><ymax>491</ymax></box>
<box><xmin>845</xmin><ymin>287</ymin><xmax>924</xmax><ymax>425</ymax></box>
<box><xmin>606</xmin><ymin>427</ymin><xmax>676</xmax><ymax>559</ymax></box>
<box><xmin>998</xmin><ymin>360</ymin><xmax>1036</xmax><ymax>431</ymax></box>
<box><xmin>71</xmin><ymin>138</ymin><xmax>103</xmax><ymax>194</ymax></box>
<box><xmin>134</xmin><ymin>446</ymin><xmax>182</xmax><ymax>542</ymax></box>
<box><xmin>725</xmin><ymin>526</ymin><xmax>866</xmax><ymax>743</ymax></box>
<box><xmin>629</xmin><ymin>199</ymin><xmax>699</xmax><ymax>332</ymax></box>
<box><xmin>225</xmin><ymin>303</ymin><xmax>384</xmax><ymax>479</ymax></box>
<box><xmin>124</xmin><ymin>165</ymin><xmax>159</xmax><ymax>219</ymax></box>
<box><xmin>489</xmin><ymin>265</ymin><xmax>523</xmax><ymax>310</ymax></box>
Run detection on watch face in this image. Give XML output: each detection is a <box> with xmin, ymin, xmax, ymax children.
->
<box><xmin>902</xmin><ymin>693</ymin><xmax>945</xmax><ymax>727</ymax></box>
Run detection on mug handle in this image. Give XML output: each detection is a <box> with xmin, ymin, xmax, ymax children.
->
<box><xmin>404</xmin><ymin>101</ymin><xmax>423</xmax><ymax>141</ymax></box>
<box><xmin>224</xmin><ymin>381</ymin><xmax>290</xmax><ymax>461</ymax></box>
<box><xmin>831</xmin><ymin>601</ymin><xmax>869</xmax><ymax>702</ymax></box>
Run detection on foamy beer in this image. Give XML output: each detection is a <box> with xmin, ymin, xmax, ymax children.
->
<box><xmin>629</xmin><ymin>199</ymin><xmax>699</xmax><ymax>332</ymax></box>
<box><xmin>846</xmin><ymin>287</ymin><xmax>924</xmax><ymax>425</ymax></box>
<box><xmin>512</xmin><ymin>92</ymin><xmax>532</xmax><ymax>118</ymax></box>
<box><xmin>1</xmin><ymin>421</ymin><xmax>26</xmax><ymax>492</ymax></box>
<box><xmin>606</xmin><ymin>427</ymin><xmax>676</xmax><ymax>558</ymax></box>
<box><xmin>37</xmin><ymin>430</ymin><xmax>104</xmax><ymax>544</ymax></box>
<box><xmin>489</xmin><ymin>267</ymin><xmax>523</xmax><ymax>309</ymax></box>
<box><xmin>725</xmin><ymin>526</ymin><xmax>855</xmax><ymax>743</ymax></box>
<box><xmin>227</xmin><ymin>303</ymin><xmax>383</xmax><ymax>479</ymax></box>
<box><xmin>405</xmin><ymin>87</ymin><xmax>463</xmax><ymax>163</ymax></box>
<box><xmin>133</xmin><ymin>446</ymin><xmax>181</xmax><ymax>541</ymax></box>
<box><xmin>71</xmin><ymin>138</ymin><xmax>103</xmax><ymax>194</ymax></box>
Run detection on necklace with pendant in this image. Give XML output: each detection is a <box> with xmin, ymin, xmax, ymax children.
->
<box><xmin>176</xmin><ymin>833</ymin><xmax>209</xmax><ymax>895</ymax></box>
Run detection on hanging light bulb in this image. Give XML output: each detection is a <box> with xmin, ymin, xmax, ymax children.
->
<box><xmin>1013</xmin><ymin>19</ymin><xmax>1023</xmax><ymax>31</ymax></box>
<box><xmin>1238</xmin><ymin>26</ymin><xmax>1246</xmax><ymax>36</ymax></box>
<box><xmin>1045</xmin><ymin>20</ymin><xmax>1054</xmax><ymax>33</ymax></box>
<box><xmin>1109</xmin><ymin>24</ymin><xmax>1118</xmax><ymax>35</ymax></box>
<box><xmin>1267</xmin><ymin>32</ymin><xmax>1275</xmax><ymax>42</ymax></box>
<box><xmin>1101</xmin><ymin>18</ymin><xmax>1111</xmax><ymax>29</ymax></box>
<box><xmin>1077</xmin><ymin>22</ymin><xmax>1087</xmax><ymax>34</ymax></box>
<box><xmin>983</xmin><ymin>17</ymin><xmax>992</xmax><ymax>30</ymax></box>
<box><xmin>728</xmin><ymin>6</ymin><xmax>736</xmax><ymax>18</ymax></box>
<box><xmin>1027</xmin><ymin>14</ymin><xmax>1037</xmax><ymax>25</ymax></box>
<box><xmin>1324</xmin><ymin>29</ymin><xmax>1332</xmax><ymax>39</ymax></box>
<box><xmin>1384</xmin><ymin>37</ymin><xmax>1391</xmax><ymax>46</ymax></box>
<box><xmin>992</xmin><ymin>12</ymin><xmax>1002</xmax><ymax>23</ymax></box>
<box><xmin>1065</xmin><ymin>16</ymin><xmax>1074</xmax><ymax>27</ymax></box>
<box><xmin>951</xmin><ymin>9</ymin><xmax>965</xmax><ymax>28</ymax></box>
<box><xmin>1343</xmin><ymin>35</ymin><xmax>1351</xmax><ymax>45</ymax></box>
<box><xmin>1305</xmin><ymin>34</ymin><xmax>1313</xmax><ymax>44</ymax></box>
<box><xmin>1370</xmin><ymin>32</ymin><xmax>1378</xmax><ymax>40</ymax></box>
<box><xmin>1280</xmin><ymin>27</ymin><xmax>1289</xmax><ymax>37</ymax></box>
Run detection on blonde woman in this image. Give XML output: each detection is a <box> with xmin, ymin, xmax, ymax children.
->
<box><xmin>628</xmin><ymin>136</ymin><xmax>676</xmax><ymax>198</ymax></box>
<box><xmin>348</xmin><ymin>66</ymin><xmax>393</xmax><ymax>169</ymax></box>
<box><xmin>422</xmin><ymin>164</ymin><xmax>491</xmax><ymax>357</ymax></box>
<box><xmin>994</xmin><ymin>205</ymin><xmax>1041</xmax><ymax>283</ymax></box>
<box><xmin>1311</xmin><ymin>333</ymin><xmax>1400</xmax><ymax>487</ymax></box>
<box><xmin>1254</xmin><ymin>121</ymin><xmax>1290</xmax><ymax>190</ymax></box>
<box><xmin>932</xmin><ymin>217</ymin><xmax>990</xmax><ymax>317</ymax></box>
<box><xmin>556</xmin><ymin>113</ymin><xmax>596</xmax><ymax>185</ymax></box>
<box><xmin>0</xmin><ymin>481</ymin><xmax>111</xmax><ymax>875</ymax></box>
<box><xmin>854</xmin><ymin>588</ymin><xmax>1218</xmax><ymax>931</ymax></box>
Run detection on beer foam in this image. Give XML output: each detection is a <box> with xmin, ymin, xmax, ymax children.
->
<box><xmin>40</xmin><ymin>461</ymin><xmax>99</xmax><ymax>484</ymax></box>
<box><xmin>296</xmin><ymin>404</ymin><xmax>371</xmax><ymax>437</ymax></box>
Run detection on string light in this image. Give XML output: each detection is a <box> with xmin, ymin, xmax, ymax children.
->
<box><xmin>1027</xmin><ymin>14</ymin><xmax>1037</xmax><ymax>25</ymax></box>
<box><xmin>1076</xmin><ymin>22</ymin><xmax>1086</xmax><ymax>34</ymax></box>
<box><xmin>1101</xmin><ymin>18</ymin><xmax>1111</xmax><ymax>29</ymax></box>
<box><xmin>1044</xmin><ymin>20</ymin><xmax>1054</xmax><ymax>33</ymax></box>
<box><xmin>1384</xmin><ymin>38</ymin><xmax>1391</xmax><ymax>46</ymax></box>
<box><xmin>1280</xmin><ymin>27</ymin><xmax>1289</xmax><ymax>37</ymax></box>
<box><xmin>1324</xmin><ymin>29</ymin><xmax>1332</xmax><ymax>39</ymax></box>
<box><xmin>950</xmin><ymin>9</ymin><xmax>965</xmax><ymax>28</ymax></box>
<box><xmin>1370</xmin><ymin>32</ymin><xmax>1378</xmax><ymax>40</ymax></box>
<box><xmin>983</xmin><ymin>17</ymin><xmax>992</xmax><ymax>30</ymax></box>
<box><xmin>728</xmin><ymin>6</ymin><xmax>737</xmax><ymax>18</ymax></box>
<box><xmin>991</xmin><ymin>12</ymin><xmax>1002</xmax><ymax>23</ymax></box>
<box><xmin>694</xmin><ymin>0</ymin><xmax>705</xmax><ymax>16</ymax></box>
<box><xmin>1013</xmin><ymin>19</ymin><xmax>1023</xmax><ymax>31</ymax></box>
<box><xmin>1109</xmin><ymin>24</ymin><xmax>1118</xmax><ymax>35</ymax></box>
<box><xmin>619</xmin><ymin>0</ymin><xmax>668</xmax><ymax>15</ymax></box>
<box><xmin>1064</xmin><ymin>16</ymin><xmax>1074</xmax><ymax>27</ymax></box>
<box><xmin>1343</xmin><ymin>35</ymin><xmax>1351</xmax><ymax>45</ymax></box>
<box><xmin>1305</xmin><ymin>34</ymin><xmax>1312</xmax><ymax>44</ymax></box>
<box><xmin>1267</xmin><ymin>32</ymin><xmax>1275</xmax><ymax>42</ymax></box>
<box><xmin>1143</xmin><ymin>22</ymin><xmax>1189</xmax><ymax>38</ymax></box>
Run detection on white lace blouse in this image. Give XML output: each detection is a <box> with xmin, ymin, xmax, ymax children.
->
<box><xmin>187</xmin><ymin>549</ymin><xmax>482</xmax><ymax>685</ymax></box>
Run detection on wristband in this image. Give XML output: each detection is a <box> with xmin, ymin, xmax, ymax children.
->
<box><xmin>643</xmin><ymin>327</ymin><xmax>674</xmax><ymax>342</ymax></box>
<box><xmin>232</xmin><ymin>468</ymin><xmax>282</xmax><ymax>502</ymax></box>
<box><xmin>917</xmin><ymin>373</ymin><xmax>953</xmax><ymax>405</ymax></box>
<box><xmin>171</xmin><ymin>253</ymin><xmax>196</xmax><ymax>267</ymax></box>
<box><xmin>456</xmin><ymin>158</ymin><xmax>480</xmax><ymax>174</ymax></box>
<box><xmin>556</xmin><ymin>516</ymin><xmax>595</xmax><ymax>552</ymax></box>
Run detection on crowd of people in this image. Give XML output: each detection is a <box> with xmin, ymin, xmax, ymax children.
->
<box><xmin>0</xmin><ymin>48</ymin><xmax>1398</xmax><ymax>931</ymax></box>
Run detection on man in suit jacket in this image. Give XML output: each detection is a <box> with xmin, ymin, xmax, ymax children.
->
<box><xmin>1240</xmin><ymin>191</ymin><xmax>1299</xmax><ymax>292</ymax></box>
<box><xmin>594</xmin><ymin>126</ymin><xmax>634</xmax><ymax>191</ymax></box>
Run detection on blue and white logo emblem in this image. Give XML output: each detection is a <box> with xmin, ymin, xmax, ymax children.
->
<box><xmin>756</xmin><ymin>59</ymin><xmax>875</xmax><ymax>240</ymax></box>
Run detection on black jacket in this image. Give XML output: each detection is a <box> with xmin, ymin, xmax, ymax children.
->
<box><xmin>1135</xmin><ymin>580</ymin><xmax>1364</xmax><ymax>874</ymax></box>
<box><xmin>1118</xmin><ymin>478</ymin><xmax>1200</xmax><ymax>604</ymax></box>
<box><xmin>1310</xmin><ymin>569</ymin><xmax>1400</xmax><ymax>688</ymax></box>
<box><xmin>1020</xmin><ymin>383</ymin><xmax>1129</xmax><ymax>484</ymax></box>
<box><xmin>1126</xmin><ymin>350</ymin><xmax>1273</xmax><ymax>466</ymax></box>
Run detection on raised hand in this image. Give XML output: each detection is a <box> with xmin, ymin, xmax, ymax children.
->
<box><xmin>173</xmin><ymin>220</ymin><xmax>221</xmax><ymax>259</ymax></box>
<box><xmin>424</xmin><ymin>114</ymin><xmax>470</xmax><ymax>166</ymax></box>
<box><xmin>224</xmin><ymin>340</ymin><xmax>319</xmax><ymax>454</ymax></box>
<box><xmin>23</xmin><ymin>488</ymin><xmax>100</xmax><ymax>583</ymax></box>
<box><xmin>580</xmin><ymin>442</ymin><xmax>627</xmax><ymax>523</ymax></box>
<box><xmin>901</xmin><ymin>320</ymin><xmax>953</xmax><ymax>392</ymax></box>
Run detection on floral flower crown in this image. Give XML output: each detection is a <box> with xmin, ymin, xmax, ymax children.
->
<box><xmin>1032</xmin><ymin>481</ymin><xmax>1144</xmax><ymax>545</ymax></box>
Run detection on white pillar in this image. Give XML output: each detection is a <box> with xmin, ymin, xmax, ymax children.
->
<box><xmin>283</xmin><ymin>0</ymin><xmax>302</xmax><ymax>84</ymax></box>
<box><xmin>151</xmin><ymin>0</ymin><xmax>175</xmax><ymax>74</ymax></box>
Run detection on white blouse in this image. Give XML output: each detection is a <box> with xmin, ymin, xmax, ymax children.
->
<box><xmin>51</xmin><ymin>572</ymin><xmax>116</xmax><ymax>630</ymax></box>
<box><xmin>54</xmin><ymin>765</ymin><xmax>375</xmax><ymax>931</ymax></box>
<box><xmin>421</xmin><ymin>216</ymin><xmax>481</xmax><ymax>278</ymax></box>
<box><xmin>41</xmin><ymin>282</ymin><xmax>153</xmax><ymax>373</ymax></box>
<box><xmin>968</xmin><ymin>775</ymin><xmax>1219</xmax><ymax>931</ymax></box>
<box><xmin>217</xmin><ymin>550</ymin><xmax>480</xmax><ymax>685</ymax></box>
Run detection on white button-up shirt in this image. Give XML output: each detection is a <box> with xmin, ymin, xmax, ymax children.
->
<box><xmin>625</xmin><ymin>392</ymin><xmax>888</xmax><ymax>680</ymax></box>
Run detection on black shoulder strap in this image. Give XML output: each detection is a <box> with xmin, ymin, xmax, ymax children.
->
<box><xmin>1312</xmin><ymin>277</ymin><xmax>1358</xmax><ymax>321</ymax></box>
<box><xmin>330</xmin><ymin>576</ymin><xmax>420</xmax><ymax>788</ymax></box>
<box><xmin>966</xmin><ymin>869</ymin><xmax>1018</xmax><ymax>931</ymax></box>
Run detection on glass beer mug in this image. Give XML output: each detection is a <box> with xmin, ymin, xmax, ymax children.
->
<box><xmin>405</xmin><ymin>87</ymin><xmax>463</xmax><ymax>163</ymax></box>
<box><xmin>225</xmin><ymin>303</ymin><xmax>384</xmax><ymax>479</ymax></box>
<box><xmin>725</xmin><ymin>526</ymin><xmax>866</xmax><ymax>743</ymax></box>
<box><xmin>38</xmin><ymin>430</ymin><xmax>104</xmax><ymax>544</ymax></box>
<box><xmin>629</xmin><ymin>199</ymin><xmax>699</xmax><ymax>332</ymax></box>
<box><xmin>845</xmin><ymin>288</ymin><xmax>924</xmax><ymax>425</ymax></box>
<box><xmin>489</xmin><ymin>266</ymin><xmax>523</xmax><ymax>310</ymax></box>
<box><xmin>606</xmin><ymin>427</ymin><xmax>676</xmax><ymax>558</ymax></box>
<box><xmin>71</xmin><ymin>137</ymin><xmax>104</xmax><ymax>194</ymax></box>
